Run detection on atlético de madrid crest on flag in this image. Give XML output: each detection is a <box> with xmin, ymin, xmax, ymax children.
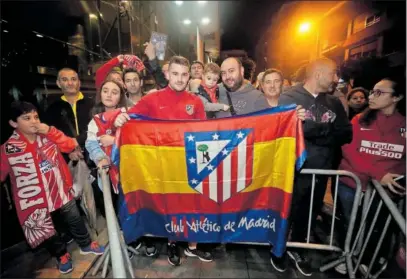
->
<box><xmin>185</xmin><ymin>129</ymin><xmax>254</xmax><ymax>204</ymax></box>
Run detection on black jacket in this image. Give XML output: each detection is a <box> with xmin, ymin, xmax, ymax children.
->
<box><xmin>44</xmin><ymin>95</ymin><xmax>94</xmax><ymax>148</ymax></box>
<box><xmin>196</xmin><ymin>85</ymin><xmax>220</xmax><ymax>119</ymax></box>
<box><xmin>279</xmin><ymin>84</ymin><xmax>353</xmax><ymax>169</ymax></box>
<box><xmin>144</xmin><ymin>58</ymin><xmax>168</xmax><ymax>89</ymax></box>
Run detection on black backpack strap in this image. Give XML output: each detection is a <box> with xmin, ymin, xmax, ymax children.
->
<box><xmin>225</xmin><ymin>90</ymin><xmax>237</xmax><ymax>116</ymax></box>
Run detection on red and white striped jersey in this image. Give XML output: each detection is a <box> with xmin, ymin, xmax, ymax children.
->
<box><xmin>1</xmin><ymin>128</ymin><xmax>76</xmax><ymax>212</ymax></box>
<box><xmin>35</xmin><ymin>135</ymin><xmax>74</xmax><ymax>211</ymax></box>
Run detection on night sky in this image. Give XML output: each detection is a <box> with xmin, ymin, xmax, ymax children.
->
<box><xmin>219</xmin><ymin>0</ymin><xmax>283</xmax><ymax>59</ymax></box>
<box><xmin>1</xmin><ymin>1</ymin><xmax>284</xmax><ymax>60</ymax></box>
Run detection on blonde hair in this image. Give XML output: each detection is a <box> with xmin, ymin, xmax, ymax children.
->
<box><xmin>169</xmin><ymin>56</ymin><xmax>190</xmax><ymax>69</ymax></box>
<box><xmin>204</xmin><ymin>63</ymin><xmax>220</xmax><ymax>75</ymax></box>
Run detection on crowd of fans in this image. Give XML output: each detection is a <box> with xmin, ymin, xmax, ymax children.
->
<box><xmin>1</xmin><ymin>41</ymin><xmax>405</xmax><ymax>277</ymax></box>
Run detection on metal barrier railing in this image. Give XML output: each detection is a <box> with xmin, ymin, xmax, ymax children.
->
<box><xmin>235</xmin><ymin>169</ymin><xmax>363</xmax><ymax>254</ymax></box>
<box><xmin>100</xmin><ymin>168</ymin><xmax>402</xmax><ymax>278</ymax></box>
<box><xmin>287</xmin><ymin>169</ymin><xmax>363</xmax><ymax>253</ymax></box>
<box><xmin>92</xmin><ymin>168</ymin><xmax>134</xmax><ymax>278</ymax></box>
<box><xmin>371</xmin><ymin>180</ymin><xmax>405</xmax><ymax>235</ymax></box>
<box><xmin>321</xmin><ymin>178</ymin><xmax>406</xmax><ymax>279</ymax></box>
<box><xmin>137</xmin><ymin>169</ymin><xmax>363</xmax><ymax>256</ymax></box>
<box><xmin>348</xmin><ymin>180</ymin><xmax>404</xmax><ymax>279</ymax></box>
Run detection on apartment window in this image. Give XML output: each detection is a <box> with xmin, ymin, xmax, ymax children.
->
<box><xmin>349</xmin><ymin>40</ymin><xmax>378</xmax><ymax>60</ymax></box>
<box><xmin>352</xmin><ymin>11</ymin><xmax>382</xmax><ymax>33</ymax></box>
<box><xmin>365</xmin><ymin>14</ymin><xmax>381</xmax><ymax>27</ymax></box>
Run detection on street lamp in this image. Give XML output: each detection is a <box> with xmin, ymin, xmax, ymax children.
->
<box><xmin>298</xmin><ymin>21</ymin><xmax>320</xmax><ymax>59</ymax></box>
<box><xmin>182</xmin><ymin>17</ymin><xmax>210</xmax><ymax>62</ymax></box>
<box><xmin>89</xmin><ymin>13</ymin><xmax>97</xmax><ymax>19</ymax></box>
<box><xmin>299</xmin><ymin>22</ymin><xmax>311</xmax><ymax>33</ymax></box>
<box><xmin>201</xmin><ymin>17</ymin><xmax>210</xmax><ymax>25</ymax></box>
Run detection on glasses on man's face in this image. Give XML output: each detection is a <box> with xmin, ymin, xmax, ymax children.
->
<box><xmin>369</xmin><ymin>89</ymin><xmax>393</xmax><ymax>97</ymax></box>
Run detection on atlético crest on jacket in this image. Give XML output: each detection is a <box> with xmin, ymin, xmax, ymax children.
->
<box><xmin>184</xmin><ymin>129</ymin><xmax>254</xmax><ymax>203</ymax></box>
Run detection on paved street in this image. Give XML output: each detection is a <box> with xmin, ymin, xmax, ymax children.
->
<box><xmin>1</xmin><ymin>220</ymin><xmax>347</xmax><ymax>278</ymax></box>
<box><xmin>87</xmin><ymin>240</ymin><xmax>345</xmax><ymax>278</ymax></box>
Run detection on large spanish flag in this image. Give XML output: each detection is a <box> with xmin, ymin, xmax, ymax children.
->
<box><xmin>114</xmin><ymin>105</ymin><xmax>306</xmax><ymax>257</ymax></box>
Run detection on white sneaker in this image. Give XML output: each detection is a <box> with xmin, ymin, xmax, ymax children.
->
<box><xmin>334</xmin><ymin>263</ymin><xmax>347</xmax><ymax>275</ymax></box>
<box><xmin>335</xmin><ymin>263</ymin><xmax>369</xmax><ymax>275</ymax></box>
<box><xmin>360</xmin><ymin>264</ymin><xmax>368</xmax><ymax>275</ymax></box>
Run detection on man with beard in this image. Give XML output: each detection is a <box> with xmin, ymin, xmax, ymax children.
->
<box><xmin>215</xmin><ymin>60</ymin><xmax>306</xmax><ymax>264</ymax></box>
<box><xmin>215</xmin><ymin>57</ymin><xmax>268</xmax><ymax>118</ymax></box>
<box><xmin>123</xmin><ymin>68</ymin><xmax>143</xmax><ymax>106</ymax></box>
<box><xmin>114</xmin><ymin>56</ymin><xmax>205</xmax><ymax>121</ymax></box>
<box><xmin>277</xmin><ymin>58</ymin><xmax>352</xmax><ymax>276</ymax></box>
<box><xmin>114</xmin><ymin>56</ymin><xmax>211</xmax><ymax>266</ymax></box>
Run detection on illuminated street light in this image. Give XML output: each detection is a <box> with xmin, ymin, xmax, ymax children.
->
<box><xmin>175</xmin><ymin>1</ymin><xmax>183</xmax><ymax>5</ymax></box>
<box><xmin>36</xmin><ymin>34</ymin><xmax>44</xmax><ymax>38</ymax></box>
<box><xmin>299</xmin><ymin>22</ymin><xmax>311</xmax><ymax>33</ymax></box>
<box><xmin>201</xmin><ymin>17</ymin><xmax>210</xmax><ymax>25</ymax></box>
<box><xmin>183</xmin><ymin>19</ymin><xmax>192</xmax><ymax>25</ymax></box>
<box><xmin>89</xmin><ymin>13</ymin><xmax>97</xmax><ymax>19</ymax></box>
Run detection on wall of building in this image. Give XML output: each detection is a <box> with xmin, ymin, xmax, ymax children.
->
<box><xmin>256</xmin><ymin>1</ymin><xmax>405</xmax><ymax>78</ymax></box>
<box><xmin>319</xmin><ymin>1</ymin><xmax>405</xmax><ymax>67</ymax></box>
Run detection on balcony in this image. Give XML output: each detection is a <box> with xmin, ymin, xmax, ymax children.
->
<box><xmin>320</xmin><ymin>42</ymin><xmax>345</xmax><ymax>58</ymax></box>
<box><xmin>343</xmin><ymin>17</ymin><xmax>394</xmax><ymax>48</ymax></box>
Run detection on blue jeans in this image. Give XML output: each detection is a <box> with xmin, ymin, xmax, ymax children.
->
<box><xmin>332</xmin><ymin>181</ymin><xmax>358</xmax><ymax>248</ymax></box>
<box><xmin>336</xmin><ymin>181</ymin><xmax>357</xmax><ymax>225</ymax></box>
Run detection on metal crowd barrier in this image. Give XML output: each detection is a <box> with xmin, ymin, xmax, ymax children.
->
<box><xmin>288</xmin><ymin>169</ymin><xmax>363</xmax><ymax>253</ymax></box>
<box><xmin>233</xmin><ymin>169</ymin><xmax>363</xmax><ymax>254</ymax></box>
<box><xmin>92</xmin><ymin>168</ymin><xmax>134</xmax><ymax>278</ymax></box>
<box><xmin>99</xmin><ymin>167</ymin><xmax>399</xmax><ymax>279</ymax></box>
<box><xmin>339</xmin><ymin>179</ymin><xmax>405</xmax><ymax>279</ymax></box>
<box><xmin>136</xmin><ymin>169</ymin><xmax>363</xmax><ymax>255</ymax></box>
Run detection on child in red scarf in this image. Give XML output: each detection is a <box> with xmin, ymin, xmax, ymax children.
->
<box><xmin>190</xmin><ymin>63</ymin><xmax>230</xmax><ymax>118</ymax></box>
<box><xmin>1</xmin><ymin>102</ymin><xmax>104</xmax><ymax>274</ymax></box>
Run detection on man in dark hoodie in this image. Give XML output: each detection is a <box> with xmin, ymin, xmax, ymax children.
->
<box><xmin>216</xmin><ymin>57</ymin><xmax>268</xmax><ymax>118</ymax></box>
<box><xmin>277</xmin><ymin>58</ymin><xmax>352</xmax><ymax>276</ymax></box>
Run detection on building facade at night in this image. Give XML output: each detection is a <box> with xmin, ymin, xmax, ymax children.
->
<box><xmin>317</xmin><ymin>1</ymin><xmax>405</xmax><ymax>69</ymax></box>
<box><xmin>256</xmin><ymin>1</ymin><xmax>405</xmax><ymax>79</ymax></box>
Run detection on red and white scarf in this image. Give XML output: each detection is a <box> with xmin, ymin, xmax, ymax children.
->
<box><xmin>201</xmin><ymin>81</ymin><xmax>218</xmax><ymax>103</ymax></box>
<box><xmin>4</xmin><ymin>132</ymin><xmax>73</xmax><ymax>248</ymax></box>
